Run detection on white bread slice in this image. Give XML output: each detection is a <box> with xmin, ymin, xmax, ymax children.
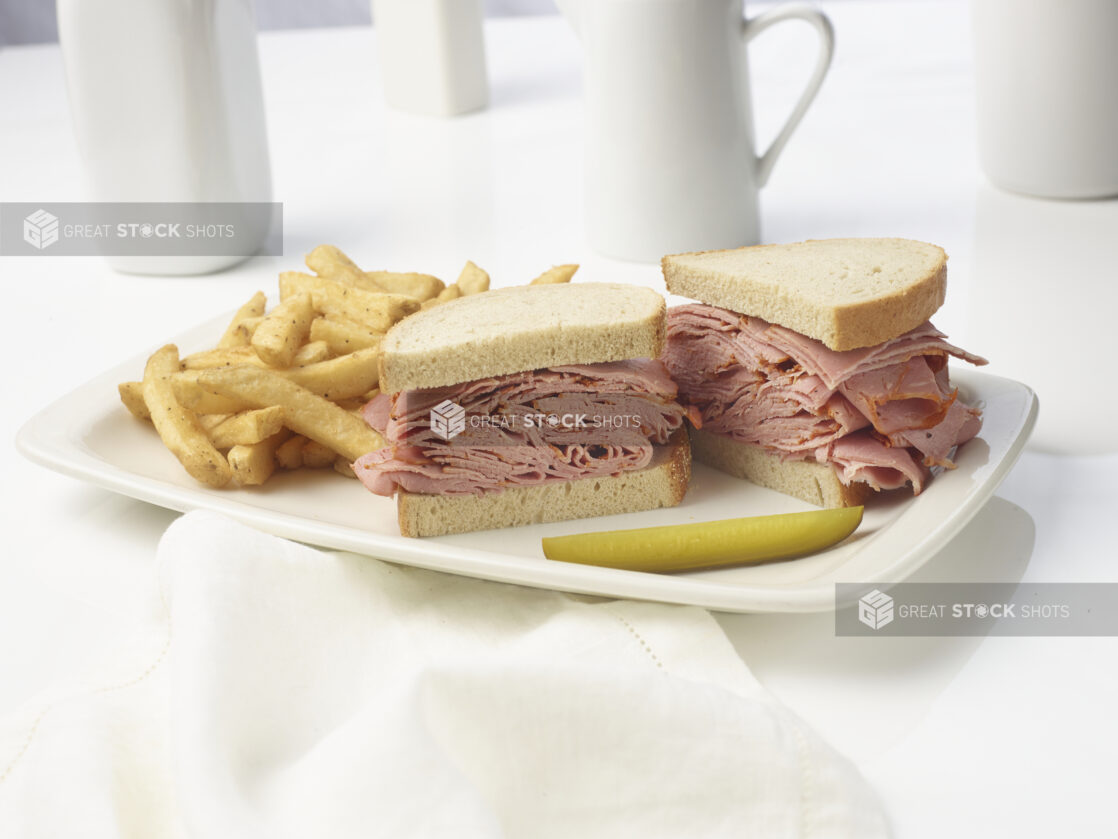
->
<box><xmin>398</xmin><ymin>430</ymin><xmax>691</xmax><ymax>537</ymax></box>
<box><xmin>663</xmin><ymin>238</ymin><xmax>946</xmax><ymax>351</ymax></box>
<box><xmin>381</xmin><ymin>283</ymin><xmax>665</xmax><ymax>393</ymax></box>
<box><xmin>689</xmin><ymin>428</ymin><xmax>872</xmax><ymax>509</ymax></box>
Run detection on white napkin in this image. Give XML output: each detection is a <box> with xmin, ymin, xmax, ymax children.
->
<box><xmin>0</xmin><ymin>511</ymin><xmax>885</xmax><ymax>838</ymax></box>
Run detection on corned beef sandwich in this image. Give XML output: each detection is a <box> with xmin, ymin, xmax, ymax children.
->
<box><xmin>661</xmin><ymin>238</ymin><xmax>987</xmax><ymax>507</ymax></box>
<box><xmin>355</xmin><ymin>283</ymin><xmax>694</xmax><ymax>536</ymax></box>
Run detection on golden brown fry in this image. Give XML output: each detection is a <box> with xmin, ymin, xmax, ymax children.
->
<box><xmin>305</xmin><ymin>244</ymin><xmax>371</xmax><ymax>287</ymax></box>
<box><xmin>198</xmin><ymin>413</ymin><xmax>231</xmax><ymax>431</ymax></box>
<box><xmin>291</xmin><ymin>340</ymin><xmax>331</xmax><ymax>366</ymax></box>
<box><xmin>172</xmin><ymin>371</ymin><xmax>253</xmax><ymax>414</ymax></box>
<box><xmin>207</xmin><ymin>406</ymin><xmax>286</xmax><ymax>448</ymax></box>
<box><xmin>274</xmin><ymin>435</ymin><xmax>306</xmax><ymax>470</ymax></box>
<box><xmin>302</xmin><ymin>439</ymin><xmax>336</xmax><ymax>469</ymax></box>
<box><xmin>142</xmin><ymin>345</ymin><xmax>232</xmax><ymax>487</ymax></box>
<box><xmin>118</xmin><ymin>381</ymin><xmax>150</xmax><ymax>420</ymax></box>
<box><xmin>181</xmin><ymin>347</ymin><xmax>266</xmax><ymax>370</ymax></box>
<box><xmin>251</xmin><ymin>292</ymin><xmax>314</xmax><ymax>367</ymax></box>
<box><xmin>365</xmin><ymin>271</ymin><xmax>444</xmax><ymax>301</ymax></box>
<box><xmin>530</xmin><ymin>264</ymin><xmax>579</xmax><ymax>285</ymax></box>
<box><xmin>196</xmin><ymin>366</ymin><xmax>386</xmax><ymax>462</ymax></box>
<box><xmin>217</xmin><ymin>291</ymin><xmax>267</xmax><ymax>348</ymax></box>
<box><xmin>309</xmin><ymin>316</ymin><xmax>384</xmax><ymax>354</ymax></box>
<box><xmin>281</xmin><ymin>346</ymin><xmax>380</xmax><ymax>400</ymax></box>
<box><xmin>228</xmin><ymin>430</ymin><xmax>291</xmax><ymax>487</ymax></box>
<box><xmin>455</xmin><ymin>261</ymin><xmax>490</xmax><ymax>295</ymax></box>
<box><xmin>279</xmin><ymin>272</ymin><xmax>420</xmax><ymax>331</ymax></box>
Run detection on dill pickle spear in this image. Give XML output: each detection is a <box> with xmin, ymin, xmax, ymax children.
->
<box><xmin>542</xmin><ymin>507</ymin><xmax>864</xmax><ymax>573</ymax></box>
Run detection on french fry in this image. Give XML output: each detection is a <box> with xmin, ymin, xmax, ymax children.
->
<box><xmin>118</xmin><ymin>381</ymin><xmax>150</xmax><ymax>420</ymax></box>
<box><xmin>280</xmin><ymin>346</ymin><xmax>380</xmax><ymax>400</ymax></box>
<box><xmin>181</xmin><ymin>347</ymin><xmax>266</xmax><ymax>370</ymax></box>
<box><xmin>274</xmin><ymin>435</ymin><xmax>306</xmax><ymax>470</ymax></box>
<box><xmin>217</xmin><ymin>291</ymin><xmax>267</xmax><ymax>348</ymax></box>
<box><xmin>172</xmin><ymin>371</ymin><xmax>253</xmax><ymax>414</ymax></box>
<box><xmin>228</xmin><ymin>430</ymin><xmax>291</xmax><ymax>487</ymax></box>
<box><xmin>365</xmin><ymin>271</ymin><xmax>444</xmax><ymax>301</ymax></box>
<box><xmin>279</xmin><ymin>272</ymin><xmax>420</xmax><ymax>331</ymax></box>
<box><xmin>196</xmin><ymin>366</ymin><xmax>386</xmax><ymax>462</ymax></box>
<box><xmin>455</xmin><ymin>261</ymin><xmax>490</xmax><ymax>295</ymax></box>
<box><xmin>531</xmin><ymin>264</ymin><xmax>579</xmax><ymax>284</ymax></box>
<box><xmin>305</xmin><ymin>244</ymin><xmax>371</xmax><ymax>288</ymax></box>
<box><xmin>142</xmin><ymin>345</ymin><xmax>232</xmax><ymax>487</ymax></box>
<box><xmin>198</xmin><ymin>413</ymin><xmax>231</xmax><ymax>431</ymax></box>
<box><xmin>291</xmin><ymin>340</ymin><xmax>331</xmax><ymax>366</ymax></box>
<box><xmin>207</xmin><ymin>406</ymin><xmax>286</xmax><ymax>448</ymax></box>
<box><xmin>302</xmin><ymin>439</ymin><xmax>336</xmax><ymax>469</ymax></box>
<box><xmin>251</xmin><ymin>292</ymin><xmax>314</xmax><ymax>367</ymax></box>
<box><xmin>309</xmin><ymin>316</ymin><xmax>384</xmax><ymax>354</ymax></box>
<box><xmin>421</xmin><ymin>283</ymin><xmax>464</xmax><ymax>310</ymax></box>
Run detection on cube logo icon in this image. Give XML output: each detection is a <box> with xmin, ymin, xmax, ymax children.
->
<box><xmin>430</xmin><ymin>399</ymin><xmax>466</xmax><ymax>440</ymax></box>
<box><xmin>858</xmin><ymin>589</ymin><xmax>894</xmax><ymax>630</ymax></box>
<box><xmin>23</xmin><ymin>209</ymin><xmax>60</xmax><ymax>250</ymax></box>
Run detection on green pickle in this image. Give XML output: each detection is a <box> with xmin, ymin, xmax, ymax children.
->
<box><xmin>542</xmin><ymin>506</ymin><xmax>864</xmax><ymax>573</ymax></box>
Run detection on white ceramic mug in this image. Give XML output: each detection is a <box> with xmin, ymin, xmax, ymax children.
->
<box><xmin>557</xmin><ymin>0</ymin><xmax>834</xmax><ymax>262</ymax></box>
<box><xmin>57</xmin><ymin>0</ymin><xmax>273</xmax><ymax>275</ymax></box>
<box><xmin>972</xmin><ymin>0</ymin><xmax>1118</xmax><ymax>199</ymax></box>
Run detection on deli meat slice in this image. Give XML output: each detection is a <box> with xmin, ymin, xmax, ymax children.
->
<box><xmin>354</xmin><ymin>358</ymin><xmax>695</xmax><ymax>496</ymax></box>
<box><xmin>663</xmin><ymin>304</ymin><xmax>987</xmax><ymax>494</ymax></box>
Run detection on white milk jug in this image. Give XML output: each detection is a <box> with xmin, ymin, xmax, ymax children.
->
<box><xmin>557</xmin><ymin>0</ymin><xmax>834</xmax><ymax>262</ymax></box>
<box><xmin>57</xmin><ymin>0</ymin><xmax>273</xmax><ymax>275</ymax></box>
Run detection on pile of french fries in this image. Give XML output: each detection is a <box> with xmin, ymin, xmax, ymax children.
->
<box><xmin>119</xmin><ymin>245</ymin><xmax>579</xmax><ymax>488</ymax></box>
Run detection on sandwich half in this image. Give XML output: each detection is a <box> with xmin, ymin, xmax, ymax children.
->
<box><xmin>662</xmin><ymin>238</ymin><xmax>987</xmax><ymax>507</ymax></box>
<box><xmin>355</xmin><ymin>283</ymin><xmax>694</xmax><ymax>536</ymax></box>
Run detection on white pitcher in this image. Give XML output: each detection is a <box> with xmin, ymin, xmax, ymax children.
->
<box><xmin>57</xmin><ymin>0</ymin><xmax>273</xmax><ymax>275</ymax></box>
<box><xmin>558</xmin><ymin>0</ymin><xmax>834</xmax><ymax>262</ymax></box>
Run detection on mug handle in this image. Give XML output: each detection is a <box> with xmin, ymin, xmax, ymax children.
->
<box><xmin>742</xmin><ymin>4</ymin><xmax>835</xmax><ymax>187</ymax></box>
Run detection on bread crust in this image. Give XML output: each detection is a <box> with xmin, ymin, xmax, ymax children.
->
<box><xmin>689</xmin><ymin>427</ymin><xmax>873</xmax><ymax>508</ymax></box>
<box><xmin>397</xmin><ymin>429</ymin><xmax>691</xmax><ymax>537</ymax></box>
<box><xmin>381</xmin><ymin>283</ymin><xmax>666</xmax><ymax>393</ymax></box>
<box><xmin>663</xmin><ymin>238</ymin><xmax>947</xmax><ymax>351</ymax></box>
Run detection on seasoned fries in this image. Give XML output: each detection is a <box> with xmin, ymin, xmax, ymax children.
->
<box><xmin>207</xmin><ymin>406</ymin><xmax>286</xmax><ymax>448</ymax></box>
<box><xmin>455</xmin><ymin>261</ymin><xmax>490</xmax><ymax>295</ymax></box>
<box><xmin>197</xmin><ymin>366</ymin><xmax>385</xmax><ymax>462</ymax></box>
<box><xmin>291</xmin><ymin>340</ymin><xmax>331</xmax><ymax>366</ymax></box>
<box><xmin>228</xmin><ymin>430</ymin><xmax>291</xmax><ymax>486</ymax></box>
<box><xmin>143</xmin><ymin>345</ymin><xmax>232</xmax><ymax>487</ymax></box>
<box><xmin>531</xmin><ymin>264</ymin><xmax>579</xmax><ymax>285</ymax></box>
<box><xmin>252</xmin><ymin>292</ymin><xmax>314</xmax><ymax>367</ymax></box>
<box><xmin>281</xmin><ymin>346</ymin><xmax>381</xmax><ymax>400</ymax></box>
<box><xmin>279</xmin><ymin>272</ymin><xmax>419</xmax><ymax>331</ymax></box>
<box><xmin>365</xmin><ymin>271</ymin><xmax>444</xmax><ymax>301</ymax></box>
<box><xmin>121</xmin><ymin>245</ymin><xmax>577</xmax><ymax>488</ymax></box>
<box><xmin>118</xmin><ymin>381</ymin><xmax>150</xmax><ymax>420</ymax></box>
<box><xmin>172</xmin><ymin>371</ymin><xmax>252</xmax><ymax>414</ymax></box>
<box><xmin>182</xmin><ymin>347</ymin><xmax>266</xmax><ymax>370</ymax></box>
<box><xmin>309</xmin><ymin>316</ymin><xmax>384</xmax><ymax>354</ymax></box>
<box><xmin>217</xmin><ymin>291</ymin><xmax>267</xmax><ymax>348</ymax></box>
<box><xmin>305</xmin><ymin>244</ymin><xmax>368</xmax><ymax>287</ymax></box>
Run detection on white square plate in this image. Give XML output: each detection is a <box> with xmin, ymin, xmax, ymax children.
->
<box><xmin>17</xmin><ymin>312</ymin><xmax>1037</xmax><ymax>613</ymax></box>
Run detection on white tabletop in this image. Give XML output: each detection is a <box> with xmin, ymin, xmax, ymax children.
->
<box><xmin>2</xmin><ymin>1</ymin><xmax>1116</xmax><ymax>835</ymax></box>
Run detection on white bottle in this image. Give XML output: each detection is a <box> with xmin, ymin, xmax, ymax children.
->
<box><xmin>57</xmin><ymin>0</ymin><xmax>273</xmax><ymax>274</ymax></box>
<box><xmin>371</xmin><ymin>0</ymin><xmax>489</xmax><ymax>117</ymax></box>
